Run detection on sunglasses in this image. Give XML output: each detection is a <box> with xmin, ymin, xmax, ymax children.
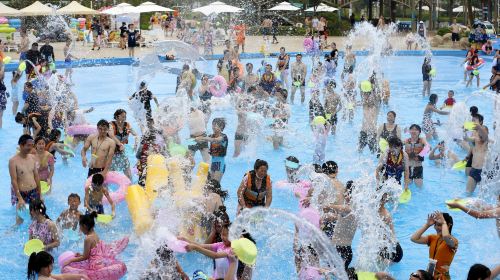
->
<box><xmin>410</xmin><ymin>272</ymin><xmax>421</xmax><ymax>279</ymax></box>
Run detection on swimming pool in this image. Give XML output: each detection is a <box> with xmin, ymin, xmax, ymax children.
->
<box><xmin>0</xmin><ymin>54</ymin><xmax>499</xmax><ymax>279</ymax></box>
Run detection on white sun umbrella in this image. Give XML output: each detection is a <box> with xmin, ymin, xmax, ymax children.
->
<box><xmin>101</xmin><ymin>3</ymin><xmax>137</xmax><ymax>15</ymax></box>
<box><xmin>192</xmin><ymin>1</ymin><xmax>243</xmax><ymax>16</ymax></box>
<box><xmin>268</xmin><ymin>2</ymin><xmax>300</xmax><ymax>11</ymax></box>
<box><xmin>452</xmin><ymin>5</ymin><xmax>481</xmax><ymax>12</ymax></box>
<box><xmin>305</xmin><ymin>3</ymin><xmax>338</xmax><ymax>12</ymax></box>
<box><xmin>420</xmin><ymin>6</ymin><xmax>446</xmax><ymax>12</ymax></box>
<box><xmin>0</xmin><ymin>2</ymin><xmax>20</xmax><ymax>16</ymax></box>
<box><xmin>57</xmin><ymin>1</ymin><xmax>97</xmax><ymax>15</ymax></box>
<box><xmin>137</xmin><ymin>2</ymin><xmax>174</xmax><ymax>13</ymax></box>
<box><xmin>19</xmin><ymin>1</ymin><xmax>55</xmax><ymax>16</ymax></box>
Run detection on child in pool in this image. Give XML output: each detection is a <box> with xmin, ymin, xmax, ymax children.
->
<box><xmin>184</xmin><ymin>223</ymin><xmax>237</xmax><ymax>280</ymax></box>
<box><xmin>62</xmin><ymin>212</ymin><xmax>129</xmax><ymax>279</ymax></box>
<box><xmin>57</xmin><ymin>193</ymin><xmax>82</xmax><ymax>230</ymax></box>
<box><xmin>440</xmin><ymin>90</ymin><xmax>456</xmax><ymax>109</ymax></box>
<box><xmin>84</xmin><ymin>174</ymin><xmax>115</xmax><ymax>216</ymax></box>
<box><xmin>196</xmin><ymin>118</ymin><xmax>228</xmax><ymax>183</ymax></box>
<box><xmin>28</xmin><ymin>251</ymin><xmax>90</xmax><ymax>280</ymax></box>
<box><xmin>29</xmin><ymin>199</ymin><xmax>60</xmax><ymax>251</ymax></box>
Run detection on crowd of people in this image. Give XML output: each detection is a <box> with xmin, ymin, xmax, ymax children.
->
<box><xmin>1</xmin><ymin>15</ymin><xmax>500</xmax><ymax>280</ymax></box>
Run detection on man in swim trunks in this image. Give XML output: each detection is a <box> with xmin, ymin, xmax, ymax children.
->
<box><xmin>81</xmin><ymin>119</ymin><xmax>116</xmax><ymax>178</ymax></box>
<box><xmin>9</xmin><ymin>134</ymin><xmax>41</xmax><ymax>224</ymax></box>
<box><xmin>243</xmin><ymin>63</ymin><xmax>259</xmax><ymax>92</ymax></box>
<box><xmin>234</xmin><ymin>96</ymin><xmax>249</xmax><ymax>158</ymax></box>
<box><xmin>358</xmin><ymin>86</ymin><xmax>380</xmax><ymax>154</ymax></box>
<box><xmin>290</xmin><ymin>54</ymin><xmax>307</xmax><ymax>105</ymax></box>
<box><xmin>188</xmin><ymin>105</ymin><xmax>210</xmax><ymax>164</ymax></box>
<box><xmin>464</xmin><ymin>113</ymin><xmax>488</xmax><ymax>193</ymax></box>
<box><xmin>323</xmin><ymin>79</ymin><xmax>341</xmax><ymax>135</ymax></box>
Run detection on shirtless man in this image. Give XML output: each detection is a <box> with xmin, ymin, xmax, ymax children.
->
<box><xmin>234</xmin><ymin>96</ymin><xmax>249</xmax><ymax>157</ymax></box>
<box><xmin>81</xmin><ymin>119</ymin><xmax>116</xmax><ymax>178</ymax></box>
<box><xmin>243</xmin><ymin>63</ymin><xmax>259</xmax><ymax>92</ymax></box>
<box><xmin>464</xmin><ymin>113</ymin><xmax>489</xmax><ymax>193</ymax></box>
<box><xmin>323</xmin><ymin>79</ymin><xmax>341</xmax><ymax>135</ymax></box>
<box><xmin>9</xmin><ymin>134</ymin><xmax>41</xmax><ymax>224</ymax></box>
<box><xmin>290</xmin><ymin>54</ymin><xmax>307</xmax><ymax>105</ymax></box>
<box><xmin>188</xmin><ymin>106</ymin><xmax>210</xmax><ymax>163</ymax></box>
<box><xmin>359</xmin><ymin>86</ymin><xmax>380</xmax><ymax>153</ymax></box>
<box><xmin>19</xmin><ymin>30</ymin><xmax>30</xmax><ymax>60</ymax></box>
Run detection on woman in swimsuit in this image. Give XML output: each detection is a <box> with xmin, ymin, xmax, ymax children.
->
<box><xmin>29</xmin><ymin>199</ymin><xmax>60</xmax><ymax>251</ymax></box>
<box><xmin>34</xmin><ymin>137</ymin><xmax>54</xmax><ymax>187</ymax></box>
<box><xmin>422</xmin><ymin>94</ymin><xmax>449</xmax><ymax>140</ymax></box>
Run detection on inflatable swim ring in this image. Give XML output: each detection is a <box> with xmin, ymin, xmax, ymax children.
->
<box><xmin>464</xmin><ymin>58</ymin><xmax>485</xmax><ymax>71</ymax></box>
<box><xmin>84</xmin><ymin>171</ymin><xmax>130</xmax><ymax>205</ymax></box>
<box><xmin>481</xmin><ymin>44</ymin><xmax>493</xmax><ymax>55</ymax></box>
<box><xmin>209</xmin><ymin>75</ymin><xmax>228</xmax><ymax>97</ymax></box>
<box><xmin>66</xmin><ymin>125</ymin><xmax>97</xmax><ymax>136</ymax></box>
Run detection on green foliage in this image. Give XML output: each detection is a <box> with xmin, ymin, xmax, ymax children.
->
<box><xmin>437</xmin><ymin>27</ymin><xmax>451</xmax><ymax>36</ymax></box>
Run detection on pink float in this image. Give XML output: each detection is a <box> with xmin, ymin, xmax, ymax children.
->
<box><xmin>418</xmin><ymin>145</ymin><xmax>430</xmax><ymax>157</ymax></box>
<box><xmin>67</xmin><ymin>125</ymin><xmax>97</xmax><ymax>136</ymax></box>
<box><xmin>303</xmin><ymin>38</ymin><xmax>313</xmax><ymax>52</ymax></box>
<box><xmin>84</xmin><ymin>171</ymin><xmax>130</xmax><ymax>205</ymax></box>
<box><xmin>58</xmin><ymin>251</ymin><xmax>76</xmax><ymax>268</ymax></box>
<box><xmin>209</xmin><ymin>75</ymin><xmax>228</xmax><ymax>97</ymax></box>
<box><xmin>167</xmin><ymin>239</ymin><xmax>188</xmax><ymax>253</ymax></box>
<box><xmin>299</xmin><ymin>208</ymin><xmax>320</xmax><ymax>229</ymax></box>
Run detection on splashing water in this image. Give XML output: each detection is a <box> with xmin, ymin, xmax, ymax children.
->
<box><xmin>230</xmin><ymin>207</ymin><xmax>349</xmax><ymax>279</ymax></box>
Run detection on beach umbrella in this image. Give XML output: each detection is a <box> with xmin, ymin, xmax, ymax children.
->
<box><xmin>192</xmin><ymin>1</ymin><xmax>243</xmax><ymax>16</ymax></box>
<box><xmin>137</xmin><ymin>2</ymin><xmax>174</xmax><ymax>13</ymax></box>
<box><xmin>19</xmin><ymin>1</ymin><xmax>54</xmax><ymax>16</ymax></box>
<box><xmin>57</xmin><ymin>1</ymin><xmax>97</xmax><ymax>15</ymax></box>
<box><xmin>305</xmin><ymin>3</ymin><xmax>338</xmax><ymax>12</ymax></box>
<box><xmin>268</xmin><ymin>2</ymin><xmax>300</xmax><ymax>11</ymax></box>
<box><xmin>420</xmin><ymin>6</ymin><xmax>446</xmax><ymax>12</ymax></box>
<box><xmin>0</xmin><ymin>2</ymin><xmax>20</xmax><ymax>16</ymax></box>
<box><xmin>101</xmin><ymin>3</ymin><xmax>137</xmax><ymax>15</ymax></box>
<box><xmin>452</xmin><ymin>6</ymin><xmax>481</xmax><ymax>12</ymax></box>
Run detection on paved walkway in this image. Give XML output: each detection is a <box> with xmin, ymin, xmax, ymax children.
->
<box><xmin>2</xmin><ymin>33</ymin><xmax>460</xmax><ymax>62</ymax></box>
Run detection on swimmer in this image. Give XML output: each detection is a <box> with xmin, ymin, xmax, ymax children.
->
<box><xmin>9</xmin><ymin>134</ymin><xmax>41</xmax><ymax>225</ymax></box>
<box><xmin>233</xmin><ymin>96</ymin><xmax>249</xmax><ymax>157</ymax></box>
<box><xmin>463</xmin><ymin>113</ymin><xmax>488</xmax><ymax>193</ymax></box>
<box><xmin>15</xmin><ymin>112</ymin><xmax>42</xmax><ymax>137</ymax></box>
<box><xmin>446</xmin><ymin>194</ymin><xmax>500</xmax><ymax>237</ymax></box>
<box><xmin>378</xmin><ymin>192</ymin><xmax>402</xmax><ymax>265</ymax></box>
<box><xmin>237</xmin><ymin>159</ymin><xmax>272</xmax><ymax>213</ymax></box>
<box><xmin>29</xmin><ymin>199</ymin><xmax>60</xmax><ymax>251</ymax></box>
<box><xmin>381</xmin><ymin>79</ymin><xmax>390</xmax><ymax>105</ymax></box>
<box><xmin>276</xmin><ymin>47</ymin><xmax>290</xmax><ymax>91</ymax></box>
<box><xmin>271</xmin><ymin>89</ymin><xmax>290</xmax><ymax>150</ymax></box>
<box><xmin>410</xmin><ymin>211</ymin><xmax>458</xmax><ymax>280</ymax></box>
<box><xmin>188</xmin><ymin>105</ymin><xmax>211</xmax><ymax>163</ymax></box>
<box><xmin>323</xmin><ymin>79</ymin><xmax>341</xmax><ymax>135</ymax></box>
<box><xmin>440</xmin><ymin>90</ymin><xmax>456</xmax><ymax>109</ymax></box>
<box><xmin>243</xmin><ymin>63</ymin><xmax>259</xmax><ymax>92</ymax></box>
<box><xmin>359</xmin><ymin>84</ymin><xmax>379</xmax><ymax>154</ymax></box>
<box><xmin>84</xmin><ymin>173</ymin><xmax>115</xmax><ymax>216</ymax></box>
<box><xmin>342</xmin><ymin>74</ymin><xmax>356</xmax><ymax>122</ymax></box>
<box><xmin>428</xmin><ymin>141</ymin><xmax>460</xmax><ymax>167</ymax></box>
<box><xmin>341</xmin><ymin>45</ymin><xmax>356</xmax><ymax>80</ymax></box>
<box><xmin>404</xmin><ymin>124</ymin><xmax>429</xmax><ymax>187</ymax></box>
<box><xmin>377</xmin><ymin>111</ymin><xmax>402</xmax><ymax>151</ymax></box>
<box><xmin>422</xmin><ymin>94</ymin><xmax>449</xmax><ymax>140</ymax></box>
<box><xmin>57</xmin><ymin>193</ymin><xmax>82</xmax><ymax>230</ymax></box>
<box><xmin>312</xmin><ymin>118</ymin><xmax>328</xmax><ymax>165</ymax></box>
<box><xmin>196</xmin><ymin>118</ymin><xmax>228</xmax><ymax>182</ymax></box>
<box><xmin>109</xmin><ymin>109</ymin><xmax>138</xmax><ymax>180</ymax></box>
<box><xmin>466</xmin><ymin>52</ymin><xmax>481</xmax><ymax>88</ymax></box>
<box><xmin>28</xmin><ymin>251</ymin><xmax>90</xmax><ymax>280</ymax></box>
<box><xmin>309</xmin><ymin>89</ymin><xmax>325</xmax><ymax>126</ymax></box>
<box><xmin>81</xmin><ymin>119</ymin><xmax>115</xmax><ymax>178</ymax></box>
<box><xmin>290</xmin><ymin>53</ymin><xmax>307</xmax><ymax>104</ymax></box>
<box><xmin>318</xmin><ymin>161</ymin><xmax>345</xmax><ymax>238</ymax></box>
<box><xmin>422</xmin><ymin>57</ymin><xmax>432</xmax><ymax>96</ymax></box>
<box><xmin>376</xmin><ymin>137</ymin><xmax>410</xmax><ymax>190</ymax></box>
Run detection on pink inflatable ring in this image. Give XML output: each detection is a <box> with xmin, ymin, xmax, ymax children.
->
<box><xmin>67</xmin><ymin>125</ymin><xmax>97</xmax><ymax>136</ymax></box>
<box><xmin>209</xmin><ymin>75</ymin><xmax>228</xmax><ymax>97</ymax></box>
<box><xmin>85</xmin><ymin>171</ymin><xmax>130</xmax><ymax>205</ymax></box>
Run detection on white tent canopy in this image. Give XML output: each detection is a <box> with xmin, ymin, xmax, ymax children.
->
<box><xmin>101</xmin><ymin>3</ymin><xmax>137</xmax><ymax>15</ymax></box>
<box><xmin>19</xmin><ymin>1</ymin><xmax>54</xmax><ymax>16</ymax></box>
<box><xmin>57</xmin><ymin>1</ymin><xmax>97</xmax><ymax>15</ymax></box>
<box><xmin>452</xmin><ymin>5</ymin><xmax>481</xmax><ymax>12</ymax></box>
<box><xmin>137</xmin><ymin>2</ymin><xmax>174</xmax><ymax>13</ymax></box>
<box><xmin>421</xmin><ymin>6</ymin><xmax>446</xmax><ymax>12</ymax></box>
<box><xmin>268</xmin><ymin>2</ymin><xmax>300</xmax><ymax>11</ymax></box>
<box><xmin>0</xmin><ymin>2</ymin><xmax>20</xmax><ymax>16</ymax></box>
<box><xmin>193</xmin><ymin>1</ymin><xmax>242</xmax><ymax>16</ymax></box>
<box><xmin>305</xmin><ymin>3</ymin><xmax>338</xmax><ymax>12</ymax></box>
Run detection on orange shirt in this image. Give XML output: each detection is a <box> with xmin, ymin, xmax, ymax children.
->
<box><xmin>427</xmin><ymin>234</ymin><xmax>458</xmax><ymax>280</ymax></box>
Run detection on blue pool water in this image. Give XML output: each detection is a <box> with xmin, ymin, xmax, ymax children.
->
<box><xmin>0</xmin><ymin>54</ymin><xmax>499</xmax><ymax>279</ymax></box>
